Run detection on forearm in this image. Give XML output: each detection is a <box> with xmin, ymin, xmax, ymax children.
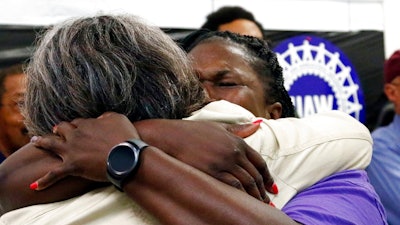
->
<box><xmin>0</xmin><ymin>143</ymin><xmax>98</xmax><ymax>214</ymax></box>
<box><xmin>125</xmin><ymin>146</ymin><xmax>297</xmax><ymax>225</ymax></box>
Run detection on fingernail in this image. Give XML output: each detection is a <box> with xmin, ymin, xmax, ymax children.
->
<box><xmin>272</xmin><ymin>183</ymin><xmax>279</xmax><ymax>194</ymax></box>
<box><xmin>52</xmin><ymin>125</ymin><xmax>58</xmax><ymax>134</ymax></box>
<box><xmin>269</xmin><ymin>201</ymin><xmax>275</xmax><ymax>207</ymax></box>
<box><xmin>252</xmin><ymin>119</ymin><xmax>263</xmax><ymax>124</ymax></box>
<box><xmin>30</xmin><ymin>136</ymin><xmax>39</xmax><ymax>143</ymax></box>
<box><xmin>30</xmin><ymin>181</ymin><xmax>38</xmax><ymax>190</ymax></box>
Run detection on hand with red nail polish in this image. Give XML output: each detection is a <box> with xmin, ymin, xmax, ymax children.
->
<box><xmin>30</xmin><ymin>113</ymin><xmax>140</xmax><ymax>191</ymax></box>
<box><xmin>136</xmin><ymin>119</ymin><xmax>274</xmax><ymax>203</ymax></box>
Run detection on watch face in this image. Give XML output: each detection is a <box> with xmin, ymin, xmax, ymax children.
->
<box><xmin>108</xmin><ymin>143</ymin><xmax>138</xmax><ymax>177</ymax></box>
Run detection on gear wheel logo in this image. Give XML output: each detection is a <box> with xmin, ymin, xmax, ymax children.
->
<box><xmin>274</xmin><ymin>35</ymin><xmax>365</xmax><ymax>122</ymax></box>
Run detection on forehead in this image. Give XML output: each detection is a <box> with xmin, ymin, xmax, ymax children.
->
<box><xmin>188</xmin><ymin>39</ymin><xmax>264</xmax><ymax>84</ymax></box>
<box><xmin>2</xmin><ymin>73</ymin><xmax>26</xmax><ymax>93</ymax></box>
<box><xmin>392</xmin><ymin>76</ymin><xmax>400</xmax><ymax>83</ymax></box>
<box><xmin>188</xmin><ymin>39</ymin><xmax>251</xmax><ymax>66</ymax></box>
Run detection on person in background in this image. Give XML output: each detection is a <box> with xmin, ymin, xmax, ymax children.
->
<box><xmin>0</xmin><ymin>63</ymin><xmax>30</xmax><ymax>162</ymax></box>
<box><xmin>367</xmin><ymin>50</ymin><xmax>400</xmax><ymax>225</ymax></box>
<box><xmin>201</xmin><ymin>6</ymin><xmax>264</xmax><ymax>39</ymax></box>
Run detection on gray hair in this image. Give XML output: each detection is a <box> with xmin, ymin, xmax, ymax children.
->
<box><xmin>23</xmin><ymin>14</ymin><xmax>206</xmax><ymax>135</ymax></box>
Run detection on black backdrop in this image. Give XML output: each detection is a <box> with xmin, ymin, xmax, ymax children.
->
<box><xmin>0</xmin><ymin>25</ymin><xmax>385</xmax><ymax>131</ymax></box>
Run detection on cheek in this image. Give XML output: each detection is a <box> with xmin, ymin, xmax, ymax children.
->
<box><xmin>224</xmin><ymin>91</ymin><xmax>262</xmax><ymax>114</ymax></box>
<box><xmin>235</xmin><ymin>89</ymin><xmax>267</xmax><ymax>117</ymax></box>
<box><xmin>210</xmin><ymin>87</ymin><xmax>267</xmax><ymax>117</ymax></box>
<box><xmin>2</xmin><ymin>112</ymin><xmax>25</xmax><ymax>126</ymax></box>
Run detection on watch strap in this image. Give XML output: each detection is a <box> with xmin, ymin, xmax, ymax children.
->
<box><xmin>126</xmin><ymin>139</ymin><xmax>149</xmax><ymax>151</ymax></box>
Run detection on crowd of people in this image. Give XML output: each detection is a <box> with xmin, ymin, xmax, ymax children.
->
<box><xmin>0</xmin><ymin>5</ymin><xmax>397</xmax><ymax>225</ymax></box>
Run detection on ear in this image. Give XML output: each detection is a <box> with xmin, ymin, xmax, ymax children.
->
<box><xmin>265</xmin><ymin>102</ymin><xmax>282</xmax><ymax>119</ymax></box>
<box><xmin>384</xmin><ymin>84</ymin><xmax>397</xmax><ymax>102</ymax></box>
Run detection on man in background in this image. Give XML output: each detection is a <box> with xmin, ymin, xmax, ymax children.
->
<box><xmin>0</xmin><ymin>63</ymin><xmax>30</xmax><ymax>162</ymax></box>
<box><xmin>201</xmin><ymin>6</ymin><xmax>265</xmax><ymax>39</ymax></box>
<box><xmin>367</xmin><ymin>50</ymin><xmax>400</xmax><ymax>225</ymax></box>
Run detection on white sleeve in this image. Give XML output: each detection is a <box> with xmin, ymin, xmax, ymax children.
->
<box><xmin>186</xmin><ymin>101</ymin><xmax>372</xmax><ymax>209</ymax></box>
<box><xmin>245</xmin><ymin>110</ymin><xmax>372</xmax><ymax>208</ymax></box>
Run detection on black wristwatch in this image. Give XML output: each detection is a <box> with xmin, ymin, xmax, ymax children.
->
<box><xmin>106</xmin><ymin>139</ymin><xmax>149</xmax><ymax>191</ymax></box>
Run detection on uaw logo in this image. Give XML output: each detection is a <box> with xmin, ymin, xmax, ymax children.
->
<box><xmin>274</xmin><ymin>35</ymin><xmax>365</xmax><ymax>122</ymax></box>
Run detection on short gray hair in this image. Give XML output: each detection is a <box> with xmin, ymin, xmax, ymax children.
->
<box><xmin>24</xmin><ymin>14</ymin><xmax>206</xmax><ymax>135</ymax></box>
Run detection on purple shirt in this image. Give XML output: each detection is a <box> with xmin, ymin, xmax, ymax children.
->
<box><xmin>282</xmin><ymin>170</ymin><xmax>388</xmax><ymax>225</ymax></box>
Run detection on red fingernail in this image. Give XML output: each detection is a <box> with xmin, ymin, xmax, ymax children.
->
<box><xmin>252</xmin><ymin>119</ymin><xmax>263</xmax><ymax>124</ymax></box>
<box><xmin>30</xmin><ymin>182</ymin><xmax>38</xmax><ymax>190</ymax></box>
<box><xmin>269</xmin><ymin>201</ymin><xmax>276</xmax><ymax>207</ymax></box>
<box><xmin>272</xmin><ymin>183</ymin><xmax>279</xmax><ymax>194</ymax></box>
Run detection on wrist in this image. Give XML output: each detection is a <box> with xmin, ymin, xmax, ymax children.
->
<box><xmin>106</xmin><ymin>139</ymin><xmax>149</xmax><ymax>191</ymax></box>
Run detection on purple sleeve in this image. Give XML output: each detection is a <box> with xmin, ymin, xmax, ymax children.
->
<box><xmin>282</xmin><ymin>170</ymin><xmax>388</xmax><ymax>225</ymax></box>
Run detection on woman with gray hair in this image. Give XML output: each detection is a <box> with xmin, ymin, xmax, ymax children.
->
<box><xmin>24</xmin><ymin>14</ymin><xmax>206</xmax><ymax>136</ymax></box>
<box><xmin>0</xmin><ymin>14</ymin><xmax>283</xmax><ymax>224</ymax></box>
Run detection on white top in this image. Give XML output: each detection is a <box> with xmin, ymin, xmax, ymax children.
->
<box><xmin>0</xmin><ymin>100</ymin><xmax>372</xmax><ymax>225</ymax></box>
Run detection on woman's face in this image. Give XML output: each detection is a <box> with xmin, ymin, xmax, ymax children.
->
<box><xmin>188</xmin><ymin>39</ymin><xmax>272</xmax><ymax>118</ymax></box>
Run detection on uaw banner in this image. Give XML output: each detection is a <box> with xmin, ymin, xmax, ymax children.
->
<box><xmin>274</xmin><ymin>35</ymin><xmax>366</xmax><ymax>123</ymax></box>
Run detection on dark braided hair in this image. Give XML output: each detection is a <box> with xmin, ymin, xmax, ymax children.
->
<box><xmin>179</xmin><ymin>30</ymin><xmax>295</xmax><ymax>118</ymax></box>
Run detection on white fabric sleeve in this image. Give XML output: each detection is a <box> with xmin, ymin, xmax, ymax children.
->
<box><xmin>187</xmin><ymin>101</ymin><xmax>372</xmax><ymax>208</ymax></box>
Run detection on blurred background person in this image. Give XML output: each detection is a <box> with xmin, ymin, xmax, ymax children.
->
<box><xmin>0</xmin><ymin>63</ymin><xmax>30</xmax><ymax>162</ymax></box>
<box><xmin>200</xmin><ymin>6</ymin><xmax>264</xmax><ymax>39</ymax></box>
<box><xmin>367</xmin><ymin>50</ymin><xmax>400</xmax><ymax>225</ymax></box>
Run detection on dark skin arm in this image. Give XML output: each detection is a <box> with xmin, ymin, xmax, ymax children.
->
<box><xmin>0</xmin><ymin>113</ymin><xmax>275</xmax><ymax>214</ymax></box>
<box><xmin>28</xmin><ymin>113</ymin><xmax>297</xmax><ymax>225</ymax></box>
<box><xmin>0</xmin><ymin>143</ymin><xmax>103</xmax><ymax>214</ymax></box>
<box><xmin>125</xmin><ymin>146</ymin><xmax>295</xmax><ymax>225</ymax></box>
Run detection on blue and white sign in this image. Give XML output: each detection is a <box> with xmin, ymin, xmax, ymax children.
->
<box><xmin>274</xmin><ymin>35</ymin><xmax>365</xmax><ymax>122</ymax></box>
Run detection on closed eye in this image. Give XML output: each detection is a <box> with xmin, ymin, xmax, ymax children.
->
<box><xmin>217</xmin><ymin>82</ymin><xmax>237</xmax><ymax>87</ymax></box>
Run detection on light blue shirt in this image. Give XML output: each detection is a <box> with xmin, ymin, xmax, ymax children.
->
<box><xmin>367</xmin><ymin>114</ymin><xmax>400</xmax><ymax>225</ymax></box>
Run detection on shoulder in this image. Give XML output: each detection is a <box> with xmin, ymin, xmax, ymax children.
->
<box><xmin>185</xmin><ymin>100</ymin><xmax>256</xmax><ymax>123</ymax></box>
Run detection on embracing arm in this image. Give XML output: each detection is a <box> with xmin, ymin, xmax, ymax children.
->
<box><xmin>1</xmin><ymin>113</ymin><xmax>297</xmax><ymax>225</ymax></box>
<box><xmin>0</xmin><ymin>114</ymin><xmax>274</xmax><ymax>215</ymax></box>
<box><xmin>0</xmin><ymin>144</ymin><xmax>99</xmax><ymax>214</ymax></box>
<box><xmin>124</xmin><ymin>145</ymin><xmax>296</xmax><ymax>225</ymax></box>
<box><xmin>0</xmin><ymin>143</ymin><xmax>297</xmax><ymax>225</ymax></box>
